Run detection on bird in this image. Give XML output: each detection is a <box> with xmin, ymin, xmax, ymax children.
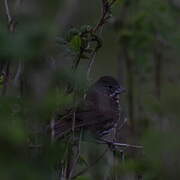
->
<box><xmin>51</xmin><ymin>76</ymin><xmax>126</xmax><ymax>140</ymax></box>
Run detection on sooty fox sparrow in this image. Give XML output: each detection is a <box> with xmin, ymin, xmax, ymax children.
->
<box><xmin>52</xmin><ymin>76</ymin><xmax>125</xmax><ymax>140</ymax></box>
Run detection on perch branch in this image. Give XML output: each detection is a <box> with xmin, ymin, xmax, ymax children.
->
<box><xmin>98</xmin><ymin>139</ymin><xmax>143</xmax><ymax>149</ymax></box>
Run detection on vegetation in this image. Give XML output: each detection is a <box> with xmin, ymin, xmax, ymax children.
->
<box><xmin>0</xmin><ymin>0</ymin><xmax>180</xmax><ymax>179</ymax></box>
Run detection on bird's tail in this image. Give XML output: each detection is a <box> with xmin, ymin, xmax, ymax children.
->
<box><xmin>49</xmin><ymin>112</ymin><xmax>87</xmax><ymax>141</ymax></box>
<box><xmin>49</xmin><ymin>113</ymin><xmax>72</xmax><ymax>140</ymax></box>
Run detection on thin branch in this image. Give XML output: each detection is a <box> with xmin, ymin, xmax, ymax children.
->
<box><xmin>86</xmin><ymin>51</ymin><xmax>97</xmax><ymax>81</ymax></box>
<box><xmin>1</xmin><ymin>61</ymin><xmax>10</xmax><ymax>96</ymax></box>
<box><xmin>13</xmin><ymin>61</ymin><xmax>23</xmax><ymax>87</ymax></box>
<box><xmin>4</xmin><ymin>0</ymin><xmax>12</xmax><ymax>22</ymax></box>
<box><xmin>72</xmin><ymin>147</ymin><xmax>108</xmax><ymax>179</ymax></box>
<box><xmin>4</xmin><ymin>0</ymin><xmax>17</xmax><ymax>32</ymax></box>
<box><xmin>86</xmin><ymin>0</ymin><xmax>117</xmax><ymax>79</ymax></box>
<box><xmin>71</xmin><ymin>0</ymin><xmax>117</xmax><ymax>74</ymax></box>
<box><xmin>109</xmin><ymin>0</ymin><xmax>116</xmax><ymax>7</ymax></box>
<box><xmin>51</xmin><ymin>116</ymin><xmax>56</xmax><ymax>142</ymax></box>
<box><xmin>69</xmin><ymin>128</ymin><xmax>83</xmax><ymax>178</ymax></box>
<box><xmin>92</xmin><ymin>0</ymin><xmax>117</xmax><ymax>33</ymax></box>
<box><xmin>98</xmin><ymin>139</ymin><xmax>143</xmax><ymax>149</ymax></box>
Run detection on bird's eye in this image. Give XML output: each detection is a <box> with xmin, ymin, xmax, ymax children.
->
<box><xmin>108</xmin><ymin>85</ymin><xmax>113</xmax><ymax>89</ymax></box>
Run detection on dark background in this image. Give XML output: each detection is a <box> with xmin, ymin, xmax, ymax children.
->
<box><xmin>0</xmin><ymin>0</ymin><xmax>180</xmax><ymax>179</ymax></box>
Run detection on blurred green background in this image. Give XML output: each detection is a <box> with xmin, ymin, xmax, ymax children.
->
<box><xmin>0</xmin><ymin>0</ymin><xmax>180</xmax><ymax>179</ymax></box>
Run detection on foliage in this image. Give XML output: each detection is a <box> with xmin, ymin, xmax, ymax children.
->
<box><xmin>0</xmin><ymin>0</ymin><xmax>180</xmax><ymax>180</ymax></box>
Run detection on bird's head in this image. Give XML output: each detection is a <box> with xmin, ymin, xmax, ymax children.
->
<box><xmin>88</xmin><ymin>76</ymin><xmax>126</xmax><ymax>104</ymax></box>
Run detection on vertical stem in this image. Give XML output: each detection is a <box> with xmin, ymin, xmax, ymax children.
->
<box><xmin>122</xmin><ymin>44</ymin><xmax>135</xmax><ymax>133</ymax></box>
<box><xmin>154</xmin><ymin>49</ymin><xmax>162</xmax><ymax>100</ymax></box>
<box><xmin>1</xmin><ymin>61</ymin><xmax>10</xmax><ymax>96</ymax></box>
<box><xmin>4</xmin><ymin>0</ymin><xmax>12</xmax><ymax>23</ymax></box>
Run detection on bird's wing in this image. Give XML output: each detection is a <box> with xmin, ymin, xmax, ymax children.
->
<box><xmin>51</xmin><ymin>108</ymin><xmax>113</xmax><ymax>140</ymax></box>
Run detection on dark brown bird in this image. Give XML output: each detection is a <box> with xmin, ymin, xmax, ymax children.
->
<box><xmin>51</xmin><ymin>76</ymin><xmax>125</xmax><ymax>140</ymax></box>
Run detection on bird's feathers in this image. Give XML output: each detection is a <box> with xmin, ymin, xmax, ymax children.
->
<box><xmin>50</xmin><ymin>76</ymin><xmax>125</xmax><ymax>140</ymax></box>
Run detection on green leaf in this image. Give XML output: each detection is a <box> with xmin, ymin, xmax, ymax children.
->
<box><xmin>80</xmin><ymin>25</ymin><xmax>91</xmax><ymax>33</ymax></box>
<box><xmin>69</xmin><ymin>35</ymin><xmax>82</xmax><ymax>52</ymax></box>
<box><xmin>0</xmin><ymin>75</ymin><xmax>4</xmax><ymax>86</ymax></box>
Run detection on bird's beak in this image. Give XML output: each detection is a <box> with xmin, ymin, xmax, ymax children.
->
<box><xmin>116</xmin><ymin>87</ymin><xmax>126</xmax><ymax>94</ymax></box>
<box><xmin>110</xmin><ymin>87</ymin><xmax>126</xmax><ymax>97</ymax></box>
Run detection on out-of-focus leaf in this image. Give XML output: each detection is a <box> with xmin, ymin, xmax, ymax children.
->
<box><xmin>70</xmin><ymin>35</ymin><xmax>82</xmax><ymax>52</ymax></box>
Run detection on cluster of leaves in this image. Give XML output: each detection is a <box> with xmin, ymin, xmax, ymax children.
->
<box><xmin>0</xmin><ymin>0</ymin><xmax>180</xmax><ymax>180</ymax></box>
<box><xmin>57</xmin><ymin>25</ymin><xmax>102</xmax><ymax>67</ymax></box>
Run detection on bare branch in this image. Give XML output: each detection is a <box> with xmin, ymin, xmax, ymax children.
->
<box><xmin>1</xmin><ymin>61</ymin><xmax>10</xmax><ymax>96</ymax></box>
<box><xmin>86</xmin><ymin>51</ymin><xmax>97</xmax><ymax>81</ymax></box>
<box><xmin>98</xmin><ymin>139</ymin><xmax>143</xmax><ymax>149</ymax></box>
<box><xmin>51</xmin><ymin>116</ymin><xmax>56</xmax><ymax>142</ymax></box>
<box><xmin>13</xmin><ymin>61</ymin><xmax>23</xmax><ymax>87</ymax></box>
<box><xmin>4</xmin><ymin>0</ymin><xmax>12</xmax><ymax>22</ymax></box>
<box><xmin>92</xmin><ymin>0</ymin><xmax>117</xmax><ymax>33</ymax></box>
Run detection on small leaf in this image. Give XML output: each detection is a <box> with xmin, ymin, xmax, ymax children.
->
<box><xmin>69</xmin><ymin>35</ymin><xmax>82</xmax><ymax>52</ymax></box>
<box><xmin>0</xmin><ymin>75</ymin><xmax>4</xmax><ymax>88</ymax></box>
<box><xmin>80</xmin><ymin>25</ymin><xmax>91</xmax><ymax>33</ymax></box>
<box><xmin>66</xmin><ymin>28</ymin><xmax>79</xmax><ymax>41</ymax></box>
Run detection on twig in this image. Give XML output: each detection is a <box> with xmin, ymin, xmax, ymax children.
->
<box><xmin>86</xmin><ymin>51</ymin><xmax>97</xmax><ymax>81</ymax></box>
<box><xmin>4</xmin><ymin>0</ymin><xmax>12</xmax><ymax>22</ymax></box>
<box><xmin>109</xmin><ymin>0</ymin><xmax>116</xmax><ymax>7</ymax></box>
<box><xmin>72</xmin><ymin>50</ymin><xmax>83</xmax><ymax>71</ymax></box>
<box><xmin>92</xmin><ymin>0</ymin><xmax>117</xmax><ymax>33</ymax></box>
<box><xmin>86</xmin><ymin>34</ymin><xmax>102</xmax><ymax>80</ymax></box>
<box><xmin>1</xmin><ymin>61</ymin><xmax>10</xmax><ymax>96</ymax></box>
<box><xmin>72</xmin><ymin>0</ymin><xmax>117</xmax><ymax>78</ymax></box>
<box><xmin>1</xmin><ymin>0</ymin><xmax>12</xmax><ymax>96</ymax></box>
<box><xmin>69</xmin><ymin>128</ymin><xmax>83</xmax><ymax>178</ymax></box>
<box><xmin>98</xmin><ymin>139</ymin><xmax>143</xmax><ymax>149</ymax></box>
<box><xmin>86</xmin><ymin>0</ymin><xmax>117</xmax><ymax>79</ymax></box>
<box><xmin>51</xmin><ymin>116</ymin><xmax>55</xmax><ymax>142</ymax></box>
<box><xmin>72</xmin><ymin>147</ymin><xmax>108</xmax><ymax>179</ymax></box>
<box><xmin>13</xmin><ymin>61</ymin><xmax>23</xmax><ymax>87</ymax></box>
<box><xmin>72</xmin><ymin>111</ymin><xmax>76</xmax><ymax>140</ymax></box>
